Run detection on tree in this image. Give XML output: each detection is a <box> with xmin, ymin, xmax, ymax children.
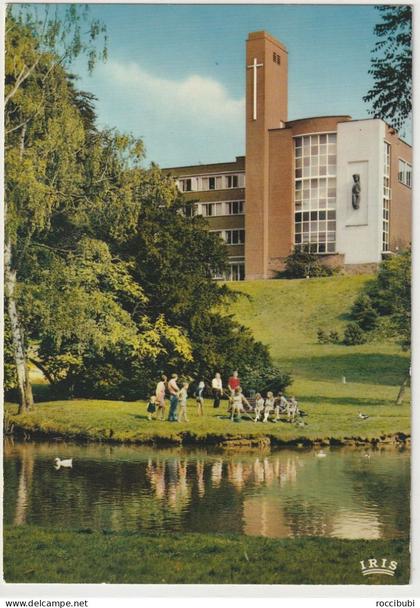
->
<box><xmin>350</xmin><ymin>294</ymin><xmax>379</xmax><ymax>331</ymax></box>
<box><xmin>363</xmin><ymin>5</ymin><xmax>412</xmax><ymax>130</ymax></box>
<box><xmin>366</xmin><ymin>250</ymin><xmax>411</xmax><ymax>403</ymax></box>
<box><xmin>5</xmin><ymin>6</ymin><xmax>107</xmax><ymax>412</ymax></box>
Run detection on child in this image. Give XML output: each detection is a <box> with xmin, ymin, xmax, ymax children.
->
<box><xmin>231</xmin><ymin>387</ymin><xmax>250</xmax><ymax>421</ymax></box>
<box><xmin>195</xmin><ymin>380</ymin><xmax>205</xmax><ymax>416</ymax></box>
<box><xmin>147</xmin><ymin>395</ymin><xmax>157</xmax><ymax>421</ymax></box>
<box><xmin>178</xmin><ymin>382</ymin><xmax>190</xmax><ymax>422</ymax></box>
<box><xmin>274</xmin><ymin>392</ymin><xmax>289</xmax><ymax>422</ymax></box>
<box><xmin>263</xmin><ymin>391</ymin><xmax>275</xmax><ymax>423</ymax></box>
<box><xmin>287</xmin><ymin>396</ymin><xmax>299</xmax><ymax>422</ymax></box>
<box><xmin>254</xmin><ymin>392</ymin><xmax>265</xmax><ymax>422</ymax></box>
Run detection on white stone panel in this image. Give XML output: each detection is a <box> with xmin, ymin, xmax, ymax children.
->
<box><xmin>336</xmin><ymin>120</ymin><xmax>385</xmax><ymax>264</ymax></box>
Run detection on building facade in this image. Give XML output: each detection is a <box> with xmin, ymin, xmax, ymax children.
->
<box><xmin>165</xmin><ymin>31</ymin><xmax>412</xmax><ymax>280</ymax></box>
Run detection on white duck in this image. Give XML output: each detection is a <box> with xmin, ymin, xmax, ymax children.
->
<box><xmin>316</xmin><ymin>450</ymin><xmax>327</xmax><ymax>458</ymax></box>
<box><xmin>358</xmin><ymin>412</ymin><xmax>369</xmax><ymax>420</ymax></box>
<box><xmin>54</xmin><ymin>457</ymin><xmax>73</xmax><ymax>469</ymax></box>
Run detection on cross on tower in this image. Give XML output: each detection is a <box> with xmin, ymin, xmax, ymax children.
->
<box><xmin>247</xmin><ymin>57</ymin><xmax>264</xmax><ymax>120</ymax></box>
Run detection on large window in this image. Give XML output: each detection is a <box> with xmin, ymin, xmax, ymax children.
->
<box><xmin>398</xmin><ymin>159</ymin><xmax>412</xmax><ymax>188</ymax></box>
<box><xmin>383</xmin><ymin>142</ymin><xmax>391</xmax><ymax>252</ymax></box>
<box><xmin>294</xmin><ymin>133</ymin><xmax>337</xmax><ymax>253</ymax></box>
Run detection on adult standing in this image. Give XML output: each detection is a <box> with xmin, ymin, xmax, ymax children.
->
<box><xmin>228</xmin><ymin>370</ymin><xmax>240</xmax><ymax>396</ymax></box>
<box><xmin>195</xmin><ymin>379</ymin><xmax>205</xmax><ymax>416</ymax></box>
<box><xmin>211</xmin><ymin>372</ymin><xmax>223</xmax><ymax>409</ymax></box>
<box><xmin>155</xmin><ymin>374</ymin><xmax>167</xmax><ymax>420</ymax></box>
<box><xmin>168</xmin><ymin>373</ymin><xmax>180</xmax><ymax>422</ymax></box>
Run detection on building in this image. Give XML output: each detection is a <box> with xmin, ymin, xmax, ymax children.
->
<box><xmin>164</xmin><ymin>31</ymin><xmax>412</xmax><ymax>280</ymax></box>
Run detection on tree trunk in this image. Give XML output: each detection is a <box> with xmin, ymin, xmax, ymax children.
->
<box><xmin>396</xmin><ymin>373</ymin><xmax>410</xmax><ymax>405</ymax></box>
<box><xmin>4</xmin><ymin>239</ymin><xmax>34</xmax><ymax>414</ymax></box>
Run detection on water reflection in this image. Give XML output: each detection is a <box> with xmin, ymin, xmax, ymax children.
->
<box><xmin>3</xmin><ymin>440</ymin><xmax>410</xmax><ymax>540</ymax></box>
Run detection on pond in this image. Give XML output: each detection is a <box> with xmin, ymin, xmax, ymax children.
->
<box><xmin>4</xmin><ymin>440</ymin><xmax>410</xmax><ymax>540</ymax></box>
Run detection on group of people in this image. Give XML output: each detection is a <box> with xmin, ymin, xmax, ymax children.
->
<box><xmin>146</xmin><ymin>371</ymin><xmax>300</xmax><ymax>424</ymax></box>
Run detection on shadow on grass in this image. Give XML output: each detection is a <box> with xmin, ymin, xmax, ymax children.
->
<box><xmin>298</xmin><ymin>394</ymin><xmax>399</xmax><ymax>408</ymax></box>
<box><xmin>289</xmin><ymin>352</ymin><xmax>409</xmax><ymax>386</ymax></box>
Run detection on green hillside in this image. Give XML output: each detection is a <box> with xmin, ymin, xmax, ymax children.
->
<box><xmin>229</xmin><ymin>275</ymin><xmax>410</xmax><ymax>408</ymax></box>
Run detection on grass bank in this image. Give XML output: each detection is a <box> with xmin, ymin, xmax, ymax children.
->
<box><xmin>4</xmin><ymin>525</ymin><xmax>409</xmax><ymax>584</ymax></box>
<box><xmin>5</xmin><ymin>397</ymin><xmax>410</xmax><ymax>446</ymax></box>
<box><xmin>6</xmin><ymin>275</ymin><xmax>410</xmax><ymax>445</ymax></box>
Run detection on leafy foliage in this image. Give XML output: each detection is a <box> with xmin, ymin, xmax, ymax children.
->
<box><xmin>5</xmin><ymin>12</ymin><xmax>287</xmax><ymax>402</ymax></box>
<box><xmin>350</xmin><ymin>295</ymin><xmax>379</xmax><ymax>332</ymax></box>
<box><xmin>343</xmin><ymin>323</ymin><xmax>367</xmax><ymax>346</ymax></box>
<box><xmin>363</xmin><ymin>5</ymin><xmax>412</xmax><ymax>130</ymax></box>
<box><xmin>284</xmin><ymin>249</ymin><xmax>335</xmax><ymax>279</ymax></box>
<box><xmin>239</xmin><ymin>366</ymin><xmax>292</xmax><ymax>396</ymax></box>
<box><xmin>367</xmin><ymin>250</ymin><xmax>411</xmax><ymax>350</ymax></box>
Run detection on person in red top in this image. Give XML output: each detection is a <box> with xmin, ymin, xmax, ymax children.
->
<box><xmin>228</xmin><ymin>370</ymin><xmax>240</xmax><ymax>395</ymax></box>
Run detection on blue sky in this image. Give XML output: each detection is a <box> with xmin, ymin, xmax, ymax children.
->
<box><xmin>70</xmin><ymin>4</ymin><xmax>389</xmax><ymax>167</ymax></box>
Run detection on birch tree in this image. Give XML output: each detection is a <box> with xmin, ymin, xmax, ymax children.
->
<box><xmin>5</xmin><ymin>6</ymin><xmax>106</xmax><ymax>412</ymax></box>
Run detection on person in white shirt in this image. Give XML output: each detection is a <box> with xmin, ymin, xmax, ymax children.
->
<box><xmin>211</xmin><ymin>372</ymin><xmax>223</xmax><ymax>409</ymax></box>
<box><xmin>155</xmin><ymin>374</ymin><xmax>167</xmax><ymax>420</ymax></box>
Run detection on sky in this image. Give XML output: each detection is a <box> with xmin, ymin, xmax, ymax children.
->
<box><xmin>68</xmin><ymin>4</ymin><xmax>393</xmax><ymax>167</ymax></box>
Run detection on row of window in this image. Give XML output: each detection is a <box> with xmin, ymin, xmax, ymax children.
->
<box><xmin>398</xmin><ymin>159</ymin><xmax>412</xmax><ymax>188</ymax></box>
<box><xmin>189</xmin><ymin>200</ymin><xmax>245</xmax><ymax>217</ymax></box>
<box><xmin>211</xmin><ymin>229</ymin><xmax>245</xmax><ymax>245</ymax></box>
<box><xmin>178</xmin><ymin>173</ymin><xmax>245</xmax><ymax>192</ymax></box>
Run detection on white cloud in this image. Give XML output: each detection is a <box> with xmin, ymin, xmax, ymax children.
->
<box><xmin>92</xmin><ymin>60</ymin><xmax>245</xmax><ymax>166</ymax></box>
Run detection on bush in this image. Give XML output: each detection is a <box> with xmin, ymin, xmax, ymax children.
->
<box><xmin>351</xmin><ymin>295</ymin><xmax>379</xmax><ymax>331</ymax></box>
<box><xmin>317</xmin><ymin>329</ymin><xmax>328</xmax><ymax>344</ymax></box>
<box><xmin>329</xmin><ymin>330</ymin><xmax>340</xmax><ymax>344</ymax></box>
<box><xmin>317</xmin><ymin>328</ymin><xmax>340</xmax><ymax>344</ymax></box>
<box><xmin>343</xmin><ymin>323</ymin><xmax>367</xmax><ymax>346</ymax></box>
<box><xmin>284</xmin><ymin>249</ymin><xmax>335</xmax><ymax>279</ymax></box>
<box><xmin>239</xmin><ymin>365</ymin><xmax>292</xmax><ymax>396</ymax></box>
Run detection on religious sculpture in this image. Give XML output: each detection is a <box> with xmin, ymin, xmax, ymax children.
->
<box><xmin>352</xmin><ymin>174</ymin><xmax>361</xmax><ymax>210</ymax></box>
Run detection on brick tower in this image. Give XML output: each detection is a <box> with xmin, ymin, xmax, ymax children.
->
<box><xmin>245</xmin><ymin>31</ymin><xmax>288</xmax><ymax>279</ymax></box>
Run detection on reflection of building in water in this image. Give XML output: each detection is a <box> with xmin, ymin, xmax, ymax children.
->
<box><xmin>243</xmin><ymin>496</ymin><xmax>291</xmax><ymax>538</ymax></box>
<box><xmin>331</xmin><ymin>510</ymin><xmax>381</xmax><ymax>540</ymax></box>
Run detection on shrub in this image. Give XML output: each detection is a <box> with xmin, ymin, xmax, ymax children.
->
<box><xmin>351</xmin><ymin>295</ymin><xmax>379</xmax><ymax>331</ymax></box>
<box><xmin>317</xmin><ymin>329</ymin><xmax>328</xmax><ymax>344</ymax></box>
<box><xmin>239</xmin><ymin>365</ymin><xmax>292</xmax><ymax>396</ymax></box>
<box><xmin>329</xmin><ymin>330</ymin><xmax>340</xmax><ymax>344</ymax></box>
<box><xmin>284</xmin><ymin>249</ymin><xmax>335</xmax><ymax>279</ymax></box>
<box><xmin>343</xmin><ymin>323</ymin><xmax>367</xmax><ymax>346</ymax></box>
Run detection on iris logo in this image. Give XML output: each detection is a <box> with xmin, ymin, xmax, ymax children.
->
<box><xmin>360</xmin><ymin>558</ymin><xmax>398</xmax><ymax>577</ymax></box>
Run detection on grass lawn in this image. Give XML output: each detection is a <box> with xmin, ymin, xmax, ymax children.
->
<box><xmin>6</xmin><ymin>275</ymin><xmax>410</xmax><ymax>445</ymax></box>
<box><xmin>4</xmin><ymin>395</ymin><xmax>410</xmax><ymax>445</ymax></box>
<box><xmin>4</xmin><ymin>525</ymin><xmax>410</xmax><ymax>584</ymax></box>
